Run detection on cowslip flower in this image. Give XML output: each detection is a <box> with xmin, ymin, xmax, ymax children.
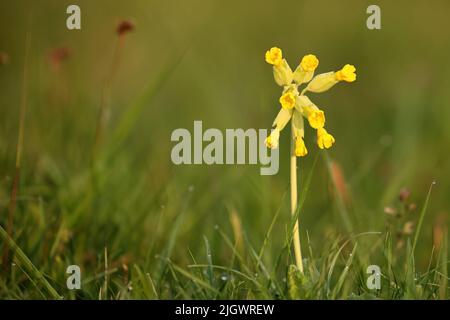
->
<box><xmin>306</xmin><ymin>64</ymin><xmax>356</xmax><ymax>93</ymax></box>
<box><xmin>295</xmin><ymin>137</ymin><xmax>308</xmax><ymax>157</ymax></box>
<box><xmin>335</xmin><ymin>64</ymin><xmax>356</xmax><ymax>82</ymax></box>
<box><xmin>264</xmin><ymin>48</ymin><xmax>356</xmax><ymax>274</ymax></box>
<box><xmin>264</xmin><ymin>47</ymin><xmax>356</xmax><ymax>156</ymax></box>
<box><xmin>279</xmin><ymin>92</ymin><xmax>296</xmax><ymax>110</ymax></box>
<box><xmin>293</xmin><ymin>54</ymin><xmax>319</xmax><ymax>84</ymax></box>
<box><xmin>265</xmin><ymin>47</ymin><xmax>294</xmax><ymax>86</ymax></box>
<box><xmin>317</xmin><ymin>127</ymin><xmax>335</xmax><ymax>149</ymax></box>
<box><xmin>265</xmin><ymin>47</ymin><xmax>283</xmax><ymax>66</ymax></box>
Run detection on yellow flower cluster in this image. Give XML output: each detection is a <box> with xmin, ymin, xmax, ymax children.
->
<box><xmin>264</xmin><ymin>47</ymin><xmax>356</xmax><ymax>156</ymax></box>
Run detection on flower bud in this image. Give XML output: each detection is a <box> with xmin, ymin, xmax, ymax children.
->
<box><xmin>306</xmin><ymin>72</ymin><xmax>338</xmax><ymax>93</ymax></box>
<box><xmin>292</xmin><ymin>109</ymin><xmax>305</xmax><ymax>139</ymax></box>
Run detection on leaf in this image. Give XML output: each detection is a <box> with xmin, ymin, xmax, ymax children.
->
<box><xmin>287</xmin><ymin>264</ymin><xmax>306</xmax><ymax>299</ymax></box>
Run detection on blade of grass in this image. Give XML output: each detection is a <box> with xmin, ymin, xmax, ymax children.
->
<box><xmin>331</xmin><ymin>242</ymin><xmax>357</xmax><ymax>299</ymax></box>
<box><xmin>132</xmin><ymin>265</ymin><xmax>158</xmax><ymax>299</ymax></box>
<box><xmin>0</xmin><ymin>225</ymin><xmax>61</xmax><ymax>299</ymax></box>
<box><xmin>257</xmin><ymin>189</ymin><xmax>287</xmax><ymax>262</ymax></box>
<box><xmin>203</xmin><ymin>236</ymin><xmax>214</xmax><ymax>288</ymax></box>
<box><xmin>156</xmin><ymin>187</ymin><xmax>193</xmax><ymax>284</ymax></box>
<box><xmin>171</xmin><ymin>263</ymin><xmax>220</xmax><ymax>295</ymax></box>
<box><xmin>326</xmin><ymin>232</ymin><xmax>380</xmax><ymax>295</ymax></box>
<box><xmin>188</xmin><ymin>264</ymin><xmax>265</xmax><ymax>293</ymax></box>
<box><xmin>439</xmin><ymin>229</ymin><xmax>448</xmax><ymax>299</ymax></box>
<box><xmin>412</xmin><ymin>181</ymin><xmax>436</xmax><ymax>254</ymax></box>
<box><xmin>215</xmin><ymin>227</ymin><xmax>252</xmax><ymax>275</ymax></box>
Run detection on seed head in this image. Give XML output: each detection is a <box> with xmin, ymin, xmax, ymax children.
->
<box><xmin>117</xmin><ymin>20</ymin><xmax>135</xmax><ymax>36</ymax></box>
<box><xmin>48</xmin><ymin>46</ymin><xmax>71</xmax><ymax>71</ymax></box>
<box><xmin>399</xmin><ymin>188</ymin><xmax>410</xmax><ymax>202</ymax></box>
<box><xmin>0</xmin><ymin>52</ymin><xmax>9</xmax><ymax>65</ymax></box>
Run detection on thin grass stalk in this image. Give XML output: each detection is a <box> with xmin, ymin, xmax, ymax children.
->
<box><xmin>2</xmin><ymin>31</ymin><xmax>31</xmax><ymax>271</ymax></box>
<box><xmin>92</xmin><ymin>34</ymin><xmax>125</xmax><ymax>161</ymax></box>
<box><xmin>290</xmin><ymin>122</ymin><xmax>303</xmax><ymax>273</ymax></box>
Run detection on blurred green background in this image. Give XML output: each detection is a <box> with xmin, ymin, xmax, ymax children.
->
<box><xmin>0</xmin><ymin>0</ymin><xmax>449</xmax><ymax>299</ymax></box>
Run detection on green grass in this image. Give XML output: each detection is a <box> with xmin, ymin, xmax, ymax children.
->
<box><xmin>1</xmin><ymin>0</ymin><xmax>450</xmax><ymax>300</ymax></box>
<box><xmin>0</xmin><ymin>136</ymin><xmax>447</xmax><ymax>299</ymax></box>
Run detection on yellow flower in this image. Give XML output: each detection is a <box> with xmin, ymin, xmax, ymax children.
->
<box><xmin>308</xmin><ymin>110</ymin><xmax>325</xmax><ymax>129</ymax></box>
<box><xmin>300</xmin><ymin>54</ymin><xmax>319</xmax><ymax>72</ymax></box>
<box><xmin>264</xmin><ymin>47</ymin><xmax>355</xmax><ymax>155</ymax></box>
<box><xmin>279</xmin><ymin>92</ymin><xmax>296</xmax><ymax>110</ymax></box>
<box><xmin>265</xmin><ymin>47</ymin><xmax>283</xmax><ymax>66</ymax></box>
<box><xmin>317</xmin><ymin>127</ymin><xmax>335</xmax><ymax>149</ymax></box>
<box><xmin>265</xmin><ymin>128</ymin><xmax>280</xmax><ymax>149</ymax></box>
<box><xmin>293</xmin><ymin>54</ymin><xmax>319</xmax><ymax>84</ymax></box>
<box><xmin>295</xmin><ymin>137</ymin><xmax>308</xmax><ymax>157</ymax></box>
<box><xmin>335</xmin><ymin>64</ymin><xmax>356</xmax><ymax>82</ymax></box>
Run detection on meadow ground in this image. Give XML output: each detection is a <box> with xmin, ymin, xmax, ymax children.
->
<box><xmin>0</xmin><ymin>0</ymin><xmax>449</xmax><ymax>299</ymax></box>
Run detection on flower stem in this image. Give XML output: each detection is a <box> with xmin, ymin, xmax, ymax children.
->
<box><xmin>290</xmin><ymin>123</ymin><xmax>304</xmax><ymax>273</ymax></box>
<box><xmin>92</xmin><ymin>35</ymin><xmax>125</xmax><ymax>162</ymax></box>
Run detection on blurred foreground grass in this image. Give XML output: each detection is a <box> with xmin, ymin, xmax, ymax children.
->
<box><xmin>0</xmin><ymin>0</ymin><xmax>449</xmax><ymax>299</ymax></box>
